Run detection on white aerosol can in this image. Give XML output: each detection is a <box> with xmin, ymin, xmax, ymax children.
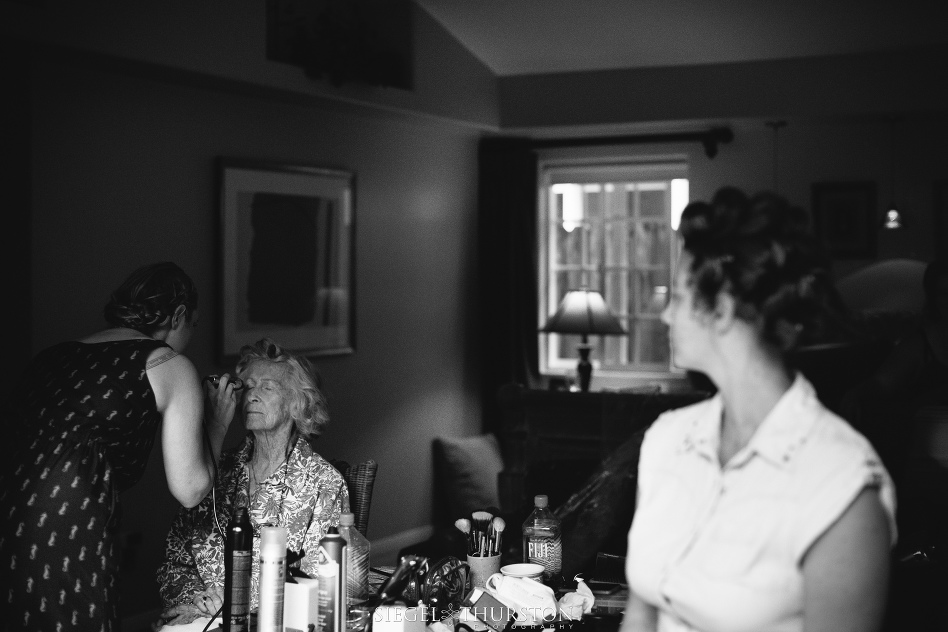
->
<box><xmin>258</xmin><ymin>526</ymin><xmax>287</xmax><ymax>632</ymax></box>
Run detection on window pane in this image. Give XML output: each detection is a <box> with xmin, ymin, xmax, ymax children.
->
<box><xmin>604</xmin><ymin>271</ymin><xmax>627</xmax><ymax>316</ymax></box>
<box><xmin>605</xmin><ymin>184</ymin><xmax>627</xmax><ymax>218</ymax></box>
<box><xmin>554</xmin><ymin>271</ymin><xmax>588</xmax><ymax>302</ymax></box>
<box><xmin>631</xmin><ymin>222</ymin><xmax>670</xmax><ymax>267</ymax></box>
<box><xmin>541</xmin><ymin>163</ymin><xmax>686</xmax><ymax>377</ymax></box>
<box><xmin>636</xmin><ymin>269</ymin><xmax>670</xmax><ymax>315</ymax></box>
<box><xmin>555</xmin><ymin>222</ymin><xmax>584</xmax><ymax>266</ymax></box>
<box><xmin>588</xmin><ymin>222</ymin><xmax>603</xmax><ymax>270</ymax></box>
<box><xmin>639</xmin><ymin>186</ymin><xmax>666</xmax><ymax>218</ymax></box>
<box><xmin>580</xmin><ymin>275</ymin><xmax>602</xmax><ymax>294</ymax></box>
<box><xmin>553</xmin><ymin>333</ymin><xmax>583</xmax><ymax>363</ymax></box>
<box><xmin>634</xmin><ymin>318</ymin><xmax>670</xmax><ymax>366</ymax></box>
<box><xmin>625</xmin><ymin>187</ymin><xmax>636</xmax><ymax>220</ymax></box>
<box><xmin>603</xmin><ymin>221</ymin><xmax>626</xmax><ymax>267</ymax></box>
<box><xmin>584</xmin><ymin>186</ymin><xmax>604</xmax><ymax>222</ymax></box>
<box><xmin>601</xmin><ymin>328</ymin><xmax>627</xmax><ymax>365</ymax></box>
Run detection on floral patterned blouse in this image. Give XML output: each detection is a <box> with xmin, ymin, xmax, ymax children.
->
<box><xmin>157</xmin><ymin>434</ymin><xmax>349</xmax><ymax>610</ymax></box>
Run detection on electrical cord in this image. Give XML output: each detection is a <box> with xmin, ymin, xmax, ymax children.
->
<box><xmin>202</xmin><ymin>421</ymin><xmax>225</xmax><ymax>537</ymax></box>
<box><xmin>198</xmin><ymin>387</ymin><xmax>228</xmax><ymax>631</ymax></box>
<box><xmin>202</xmin><ymin>603</ymin><xmax>223</xmax><ymax>632</ymax></box>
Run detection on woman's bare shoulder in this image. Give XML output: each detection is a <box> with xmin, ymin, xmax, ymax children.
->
<box><xmin>77</xmin><ymin>327</ymin><xmax>154</xmax><ymax>344</ymax></box>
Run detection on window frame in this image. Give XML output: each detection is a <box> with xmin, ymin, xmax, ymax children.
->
<box><xmin>537</xmin><ymin>156</ymin><xmax>688</xmax><ymax>388</ymax></box>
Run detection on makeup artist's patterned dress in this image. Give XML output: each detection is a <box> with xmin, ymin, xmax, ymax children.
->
<box><xmin>0</xmin><ymin>338</ymin><xmax>176</xmax><ymax>631</ymax></box>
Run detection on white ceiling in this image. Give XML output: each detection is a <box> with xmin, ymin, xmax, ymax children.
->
<box><xmin>414</xmin><ymin>0</ymin><xmax>947</xmax><ymax>77</ymax></box>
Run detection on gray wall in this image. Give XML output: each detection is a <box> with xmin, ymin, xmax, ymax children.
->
<box><xmin>12</xmin><ymin>1</ymin><xmax>493</xmax><ymax>620</ymax></box>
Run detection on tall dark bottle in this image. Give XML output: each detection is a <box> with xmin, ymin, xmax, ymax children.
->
<box><xmin>317</xmin><ymin>527</ymin><xmax>347</xmax><ymax>632</ymax></box>
<box><xmin>223</xmin><ymin>507</ymin><xmax>253</xmax><ymax>632</ymax></box>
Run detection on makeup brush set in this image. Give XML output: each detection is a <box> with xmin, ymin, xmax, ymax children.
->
<box><xmin>456</xmin><ymin>509</ymin><xmax>505</xmax><ymax>557</ymax></box>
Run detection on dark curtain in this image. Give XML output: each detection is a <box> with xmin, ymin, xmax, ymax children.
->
<box><xmin>478</xmin><ymin>136</ymin><xmax>542</xmax><ymax>434</ymax></box>
<box><xmin>2</xmin><ymin>40</ymin><xmax>32</xmax><ymax>405</ymax></box>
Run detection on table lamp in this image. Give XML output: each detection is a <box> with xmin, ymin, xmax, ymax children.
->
<box><xmin>541</xmin><ymin>288</ymin><xmax>626</xmax><ymax>392</ymax></box>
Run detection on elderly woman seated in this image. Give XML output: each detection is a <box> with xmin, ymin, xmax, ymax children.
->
<box><xmin>157</xmin><ymin>338</ymin><xmax>349</xmax><ymax>626</ymax></box>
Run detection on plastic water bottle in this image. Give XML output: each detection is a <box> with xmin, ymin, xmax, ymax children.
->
<box><xmin>338</xmin><ymin>513</ymin><xmax>370</xmax><ymax>604</ymax></box>
<box><xmin>338</xmin><ymin>513</ymin><xmax>370</xmax><ymax>630</ymax></box>
<box><xmin>522</xmin><ymin>494</ymin><xmax>562</xmax><ymax>586</ymax></box>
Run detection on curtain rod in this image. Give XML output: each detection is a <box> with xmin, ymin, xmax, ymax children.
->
<box><xmin>529</xmin><ymin>127</ymin><xmax>734</xmax><ymax>158</ymax></box>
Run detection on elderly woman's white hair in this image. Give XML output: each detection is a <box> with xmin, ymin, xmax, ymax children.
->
<box><xmin>236</xmin><ymin>338</ymin><xmax>329</xmax><ymax>440</ymax></box>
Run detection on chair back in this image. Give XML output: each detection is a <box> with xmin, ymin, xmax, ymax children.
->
<box><xmin>331</xmin><ymin>459</ymin><xmax>378</xmax><ymax>536</ymax></box>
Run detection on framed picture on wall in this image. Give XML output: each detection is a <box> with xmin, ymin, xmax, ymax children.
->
<box><xmin>811</xmin><ymin>181</ymin><xmax>877</xmax><ymax>259</ymax></box>
<box><xmin>218</xmin><ymin>158</ymin><xmax>355</xmax><ymax>358</ymax></box>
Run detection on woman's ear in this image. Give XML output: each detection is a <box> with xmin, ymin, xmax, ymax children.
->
<box><xmin>171</xmin><ymin>304</ymin><xmax>187</xmax><ymax>329</ymax></box>
<box><xmin>712</xmin><ymin>292</ymin><xmax>737</xmax><ymax>334</ymax></box>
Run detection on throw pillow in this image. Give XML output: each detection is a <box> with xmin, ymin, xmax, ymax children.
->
<box><xmin>433</xmin><ymin>434</ymin><xmax>504</xmax><ymax>523</ymax></box>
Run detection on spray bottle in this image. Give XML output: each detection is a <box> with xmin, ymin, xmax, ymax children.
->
<box><xmin>258</xmin><ymin>526</ymin><xmax>288</xmax><ymax>632</ymax></box>
<box><xmin>223</xmin><ymin>507</ymin><xmax>252</xmax><ymax>632</ymax></box>
<box><xmin>317</xmin><ymin>527</ymin><xmax>347</xmax><ymax>632</ymax></box>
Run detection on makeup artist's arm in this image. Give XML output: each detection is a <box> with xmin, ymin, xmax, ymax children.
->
<box><xmin>150</xmin><ymin>355</ymin><xmax>236</xmax><ymax>507</ymax></box>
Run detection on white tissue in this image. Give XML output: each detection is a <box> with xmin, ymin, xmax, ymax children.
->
<box><xmin>557</xmin><ymin>575</ymin><xmax>596</xmax><ymax>621</ymax></box>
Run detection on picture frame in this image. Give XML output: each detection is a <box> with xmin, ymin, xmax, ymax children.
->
<box><xmin>811</xmin><ymin>181</ymin><xmax>877</xmax><ymax>259</ymax></box>
<box><xmin>218</xmin><ymin>158</ymin><xmax>355</xmax><ymax>358</ymax></box>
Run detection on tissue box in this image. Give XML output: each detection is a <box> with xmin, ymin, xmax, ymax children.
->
<box><xmin>283</xmin><ymin>578</ymin><xmax>319</xmax><ymax>632</ymax></box>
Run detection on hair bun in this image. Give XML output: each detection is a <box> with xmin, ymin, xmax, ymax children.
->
<box><xmin>680</xmin><ymin>188</ymin><xmax>830</xmax><ymax>352</ymax></box>
<box><xmin>103</xmin><ymin>262</ymin><xmax>198</xmax><ymax>335</ymax></box>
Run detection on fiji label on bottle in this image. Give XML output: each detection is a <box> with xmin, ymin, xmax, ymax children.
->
<box><xmin>526</xmin><ymin>536</ymin><xmax>562</xmax><ymax>573</ymax></box>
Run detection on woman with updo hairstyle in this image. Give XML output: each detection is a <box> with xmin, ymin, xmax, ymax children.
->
<box><xmin>620</xmin><ymin>188</ymin><xmax>896</xmax><ymax>632</ymax></box>
<box><xmin>103</xmin><ymin>260</ymin><xmax>200</xmax><ymax>335</ymax></box>
<box><xmin>1</xmin><ymin>261</ymin><xmax>237</xmax><ymax>631</ymax></box>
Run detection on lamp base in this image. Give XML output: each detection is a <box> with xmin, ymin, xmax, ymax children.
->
<box><xmin>576</xmin><ymin>344</ymin><xmax>593</xmax><ymax>392</ymax></box>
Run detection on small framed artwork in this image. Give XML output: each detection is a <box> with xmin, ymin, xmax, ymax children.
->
<box><xmin>811</xmin><ymin>181</ymin><xmax>877</xmax><ymax>258</ymax></box>
<box><xmin>218</xmin><ymin>158</ymin><xmax>355</xmax><ymax>358</ymax></box>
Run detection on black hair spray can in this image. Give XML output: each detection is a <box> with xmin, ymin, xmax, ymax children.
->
<box><xmin>317</xmin><ymin>527</ymin><xmax>347</xmax><ymax>632</ymax></box>
<box><xmin>223</xmin><ymin>507</ymin><xmax>253</xmax><ymax>632</ymax></box>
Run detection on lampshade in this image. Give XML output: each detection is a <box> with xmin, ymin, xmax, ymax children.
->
<box><xmin>542</xmin><ymin>288</ymin><xmax>625</xmax><ymax>393</ymax></box>
<box><xmin>541</xmin><ymin>288</ymin><xmax>626</xmax><ymax>337</ymax></box>
<box><xmin>882</xmin><ymin>205</ymin><xmax>905</xmax><ymax>230</ymax></box>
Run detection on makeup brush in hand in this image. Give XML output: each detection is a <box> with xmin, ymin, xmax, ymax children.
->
<box><xmin>471</xmin><ymin>510</ymin><xmax>493</xmax><ymax>556</ymax></box>
<box><xmin>491</xmin><ymin>516</ymin><xmax>506</xmax><ymax>556</ymax></box>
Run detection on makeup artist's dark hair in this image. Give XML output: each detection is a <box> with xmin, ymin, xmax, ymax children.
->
<box><xmin>103</xmin><ymin>262</ymin><xmax>199</xmax><ymax>335</ymax></box>
<box><xmin>678</xmin><ymin>187</ymin><xmax>832</xmax><ymax>352</ymax></box>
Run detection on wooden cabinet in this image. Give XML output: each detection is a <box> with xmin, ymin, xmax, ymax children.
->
<box><xmin>496</xmin><ymin>383</ymin><xmax>707</xmax><ymax>516</ymax></box>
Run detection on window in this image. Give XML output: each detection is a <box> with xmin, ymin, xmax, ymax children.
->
<box><xmin>538</xmin><ymin>159</ymin><xmax>689</xmax><ymax>381</ymax></box>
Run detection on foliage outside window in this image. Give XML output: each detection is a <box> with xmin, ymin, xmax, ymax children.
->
<box><xmin>539</xmin><ymin>160</ymin><xmax>689</xmax><ymax>382</ymax></box>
